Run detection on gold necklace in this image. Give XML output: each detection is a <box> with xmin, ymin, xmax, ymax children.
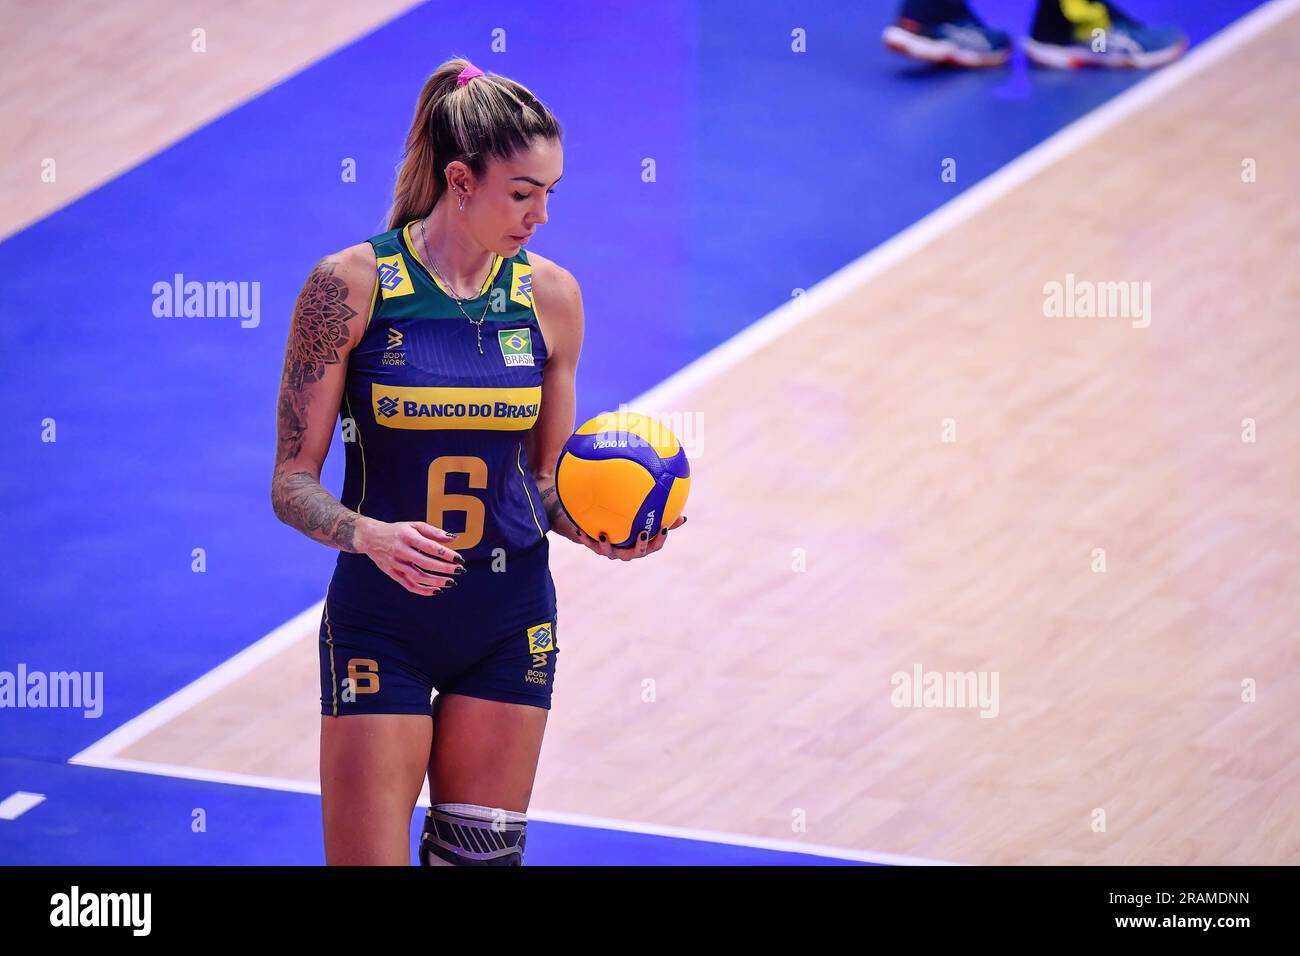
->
<box><xmin>420</xmin><ymin>217</ymin><xmax>493</xmax><ymax>354</ymax></box>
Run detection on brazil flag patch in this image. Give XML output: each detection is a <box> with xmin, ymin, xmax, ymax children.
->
<box><xmin>499</xmin><ymin>328</ymin><xmax>534</xmax><ymax>367</ymax></box>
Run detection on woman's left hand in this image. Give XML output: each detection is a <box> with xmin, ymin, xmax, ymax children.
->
<box><xmin>573</xmin><ymin>515</ymin><xmax>687</xmax><ymax>561</ymax></box>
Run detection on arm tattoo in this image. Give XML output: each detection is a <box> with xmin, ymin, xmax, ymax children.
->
<box><xmin>538</xmin><ymin>482</ymin><xmax>564</xmax><ymax>523</ymax></box>
<box><xmin>276</xmin><ymin>259</ymin><xmax>356</xmax><ymax>465</ymax></box>
<box><xmin>282</xmin><ymin>259</ymin><xmax>357</xmax><ymax>390</ymax></box>
<box><xmin>272</xmin><ymin>259</ymin><xmax>363</xmax><ymax>551</ymax></box>
<box><xmin>272</xmin><ymin>471</ymin><xmax>361</xmax><ymax>552</ymax></box>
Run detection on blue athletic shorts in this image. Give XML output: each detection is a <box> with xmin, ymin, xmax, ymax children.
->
<box><xmin>318</xmin><ymin>535</ymin><xmax>558</xmax><ymax>716</ymax></box>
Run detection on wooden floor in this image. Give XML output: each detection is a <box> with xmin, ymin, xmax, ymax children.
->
<box><xmin>70</xmin><ymin>5</ymin><xmax>1300</xmax><ymax>862</ymax></box>
<box><xmin>0</xmin><ymin>0</ymin><xmax>421</xmax><ymax>240</ymax></box>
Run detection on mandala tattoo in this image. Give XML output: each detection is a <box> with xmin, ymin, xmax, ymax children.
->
<box><xmin>283</xmin><ymin>259</ymin><xmax>356</xmax><ymax>390</ymax></box>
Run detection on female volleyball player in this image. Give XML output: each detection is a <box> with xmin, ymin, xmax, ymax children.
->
<box><xmin>271</xmin><ymin>58</ymin><xmax>685</xmax><ymax>866</ymax></box>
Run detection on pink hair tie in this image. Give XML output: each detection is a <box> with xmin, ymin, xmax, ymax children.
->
<box><xmin>456</xmin><ymin>65</ymin><xmax>484</xmax><ymax>86</ymax></box>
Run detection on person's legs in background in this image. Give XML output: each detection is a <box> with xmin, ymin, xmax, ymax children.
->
<box><xmin>882</xmin><ymin>0</ymin><xmax>1013</xmax><ymax>68</ymax></box>
<box><xmin>883</xmin><ymin>1</ymin><xmax>1186</xmax><ymax>69</ymax></box>
<box><xmin>1024</xmin><ymin>1</ymin><xmax>1187</xmax><ymax>68</ymax></box>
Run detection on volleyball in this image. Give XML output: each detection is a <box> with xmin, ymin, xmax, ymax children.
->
<box><xmin>555</xmin><ymin>410</ymin><xmax>691</xmax><ymax>547</ymax></box>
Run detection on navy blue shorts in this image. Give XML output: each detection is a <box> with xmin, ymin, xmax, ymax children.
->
<box><xmin>319</xmin><ymin>535</ymin><xmax>558</xmax><ymax>716</ymax></box>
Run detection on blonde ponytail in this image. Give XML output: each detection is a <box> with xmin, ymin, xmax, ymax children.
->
<box><xmin>387</xmin><ymin>57</ymin><xmax>563</xmax><ymax>231</ymax></box>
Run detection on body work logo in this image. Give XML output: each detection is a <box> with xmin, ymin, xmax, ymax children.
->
<box><xmin>499</xmin><ymin>328</ymin><xmax>534</xmax><ymax>367</ymax></box>
<box><xmin>383</xmin><ymin>326</ymin><xmax>405</xmax><ymax>366</ymax></box>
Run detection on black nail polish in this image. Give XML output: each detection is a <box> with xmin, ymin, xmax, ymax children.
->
<box><xmin>599</xmin><ymin>534</ymin><xmax>607</xmax><ymax>542</ymax></box>
<box><xmin>453</xmin><ymin>565</ymin><xmax>466</xmax><ymax>575</ymax></box>
<box><xmin>445</xmin><ymin>579</ymin><xmax>457</xmax><ymax>588</ymax></box>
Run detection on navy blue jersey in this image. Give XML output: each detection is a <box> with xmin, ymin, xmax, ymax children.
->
<box><xmin>336</xmin><ymin>221</ymin><xmax>550</xmax><ymax>561</ymax></box>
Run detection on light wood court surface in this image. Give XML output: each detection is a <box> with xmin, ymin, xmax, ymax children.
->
<box><xmin>0</xmin><ymin>0</ymin><xmax>423</xmax><ymax>241</ymax></box>
<box><xmin>89</xmin><ymin>9</ymin><xmax>1300</xmax><ymax>862</ymax></box>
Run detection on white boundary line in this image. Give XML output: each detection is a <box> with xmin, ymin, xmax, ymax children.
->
<box><xmin>67</xmin><ymin>601</ymin><xmax>324</xmax><ymax>764</ymax></box>
<box><xmin>64</xmin><ymin>754</ymin><xmax>959</xmax><ymax>865</ymax></box>
<box><xmin>67</xmin><ymin>756</ymin><xmax>325</xmax><ymax>796</ymax></box>
<box><xmin>0</xmin><ymin>791</ymin><xmax>48</xmax><ymax>821</ymax></box>
<box><xmin>634</xmin><ymin>0</ymin><xmax>1300</xmax><ymax>412</ymax></box>
<box><xmin>65</xmin><ymin>0</ymin><xmax>1297</xmax><ymax>865</ymax></box>
<box><xmin>68</xmin><ymin>607</ymin><xmax>945</xmax><ymax>863</ymax></box>
<box><xmin>522</xmin><ymin>809</ymin><xmax>961</xmax><ymax>866</ymax></box>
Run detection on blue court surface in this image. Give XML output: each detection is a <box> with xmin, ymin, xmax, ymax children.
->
<box><xmin>0</xmin><ymin>0</ymin><xmax>1265</xmax><ymax>864</ymax></box>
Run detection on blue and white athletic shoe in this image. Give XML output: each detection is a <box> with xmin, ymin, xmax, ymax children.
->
<box><xmin>883</xmin><ymin>2</ymin><xmax>1012</xmax><ymax>69</ymax></box>
<box><xmin>1023</xmin><ymin>1</ymin><xmax>1187</xmax><ymax>69</ymax></box>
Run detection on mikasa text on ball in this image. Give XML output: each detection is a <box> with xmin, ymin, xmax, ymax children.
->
<box><xmin>555</xmin><ymin>410</ymin><xmax>690</xmax><ymax>547</ymax></box>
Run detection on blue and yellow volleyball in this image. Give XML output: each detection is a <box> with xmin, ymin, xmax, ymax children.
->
<box><xmin>555</xmin><ymin>410</ymin><xmax>691</xmax><ymax>547</ymax></box>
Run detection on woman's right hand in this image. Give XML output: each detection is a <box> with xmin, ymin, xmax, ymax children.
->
<box><xmin>356</xmin><ymin>518</ymin><xmax>465</xmax><ymax>596</ymax></box>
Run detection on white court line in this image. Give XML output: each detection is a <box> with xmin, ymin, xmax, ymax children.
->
<box><xmin>61</xmin><ymin>755</ymin><xmax>957</xmax><ymax>865</ymax></box>
<box><xmin>69</xmin><ymin>614</ymin><xmax>945</xmax><ymax>863</ymax></box>
<box><xmin>521</xmin><ymin>808</ymin><xmax>961</xmax><ymax>866</ymax></box>
<box><xmin>636</xmin><ymin>0</ymin><xmax>1300</xmax><ymax>412</ymax></box>
<box><xmin>68</xmin><ymin>601</ymin><xmax>323</xmax><ymax>765</ymax></box>
<box><xmin>73</xmin><ymin>757</ymin><xmax>325</xmax><ymax>796</ymax></box>
<box><xmin>0</xmin><ymin>791</ymin><xmax>47</xmax><ymax>821</ymax></box>
<box><xmin>67</xmin><ymin>0</ymin><xmax>1298</xmax><ymax>864</ymax></box>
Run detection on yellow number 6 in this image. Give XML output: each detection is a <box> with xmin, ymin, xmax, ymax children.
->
<box><xmin>427</xmin><ymin>455</ymin><xmax>488</xmax><ymax>549</ymax></box>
